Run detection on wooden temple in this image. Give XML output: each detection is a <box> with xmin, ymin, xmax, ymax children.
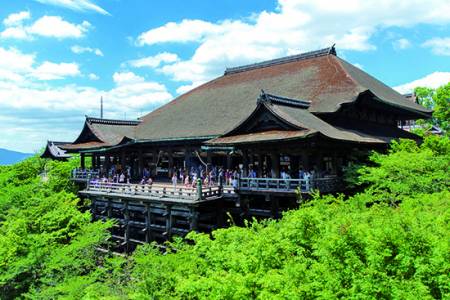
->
<box><xmin>44</xmin><ymin>46</ymin><xmax>431</xmax><ymax>251</ymax></box>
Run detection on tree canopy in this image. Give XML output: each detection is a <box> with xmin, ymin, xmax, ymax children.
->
<box><xmin>415</xmin><ymin>82</ymin><xmax>450</xmax><ymax>134</ymax></box>
<box><xmin>0</xmin><ymin>135</ymin><xmax>449</xmax><ymax>299</ymax></box>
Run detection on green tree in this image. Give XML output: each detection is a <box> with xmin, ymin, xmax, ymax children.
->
<box><xmin>415</xmin><ymin>83</ymin><xmax>450</xmax><ymax>134</ymax></box>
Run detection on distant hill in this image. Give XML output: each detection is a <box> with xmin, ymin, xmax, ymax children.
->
<box><xmin>0</xmin><ymin>148</ymin><xmax>33</xmax><ymax>165</ymax></box>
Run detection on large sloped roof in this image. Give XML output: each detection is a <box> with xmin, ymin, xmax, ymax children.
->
<box><xmin>207</xmin><ymin>99</ymin><xmax>419</xmax><ymax>146</ymax></box>
<box><xmin>136</xmin><ymin>47</ymin><xmax>430</xmax><ymax>141</ymax></box>
<box><xmin>65</xmin><ymin>117</ymin><xmax>139</xmax><ymax>150</ymax></box>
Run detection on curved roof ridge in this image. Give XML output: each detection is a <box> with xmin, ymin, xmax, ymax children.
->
<box><xmin>224</xmin><ymin>46</ymin><xmax>336</xmax><ymax>75</ymax></box>
<box><xmin>86</xmin><ymin>116</ymin><xmax>141</xmax><ymax>126</ymax></box>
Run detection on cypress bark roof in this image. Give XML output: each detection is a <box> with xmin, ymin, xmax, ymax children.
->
<box><xmin>135</xmin><ymin>47</ymin><xmax>430</xmax><ymax>142</ymax></box>
<box><xmin>207</xmin><ymin>101</ymin><xmax>420</xmax><ymax>146</ymax></box>
<box><xmin>66</xmin><ymin>117</ymin><xmax>139</xmax><ymax>150</ymax></box>
<box><xmin>41</xmin><ymin>141</ymin><xmax>71</xmax><ymax>159</ymax></box>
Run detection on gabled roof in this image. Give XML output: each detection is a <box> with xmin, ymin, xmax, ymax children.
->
<box><xmin>41</xmin><ymin>141</ymin><xmax>71</xmax><ymax>159</ymax></box>
<box><xmin>68</xmin><ymin>116</ymin><xmax>140</xmax><ymax>150</ymax></box>
<box><xmin>207</xmin><ymin>93</ymin><xmax>421</xmax><ymax>146</ymax></box>
<box><xmin>136</xmin><ymin>46</ymin><xmax>430</xmax><ymax>142</ymax></box>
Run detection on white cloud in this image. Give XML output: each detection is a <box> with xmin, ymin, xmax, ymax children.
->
<box><xmin>0</xmin><ymin>59</ymin><xmax>172</xmax><ymax>151</ymax></box>
<box><xmin>176</xmin><ymin>82</ymin><xmax>204</xmax><ymax>94</ymax></box>
<box><xmin>0</xmin><ymin>47</ymin><xmax>82</xmax><ymax>83</ymax></box>
<box><xmin>137</xmin><ymin>20</ymin><xmax>224</xmax><ymax>46</ymax></box>
<box><xmin>127</xmin><ymin>52</ymin><xmax>179</xmax><ymax>68</ymax></box>
<box><xmin>28</xmin><ymin>16</ymin><xmax>90</xmax><ymax>38</ymax></box>
<box><xmin>32</xmin><ymin>62</ymin><xmax>80</xmax><ymax>80</ymax></box>
<box><xmin>3</xmin><ymin>11</ymin><xmax>31</xmax><ymax>27</ymax></box>
<box><xmin>1</xmin><ymin>15</ymin><xmax>91</xmax><ymax>40</ymax></box>
<box><xmin>113</xmin><ymin>71</ymin><xmax>145</xmax><ymax>85</ymax></box>
<box><xmin>33</xmin><ymin>0</ymin><xmax>110</xmax><ymax>15</ymax></box>
<box><xmin>0</xmin><ymin>47</ymin><xmax>35</xmax><ymax>74</ymax></box>
<box><xmin>422</xmin><ymin>37</ymin><xmax>450</xmax><ymax>56</ymax></box>
<box><xmin>71</xmin><ymin>45</ymin><xmax>103</xmax><ymax>56</ymax></box>
<box><xmin>394</xmin><ymin>72</ymin><xmax>450</xmax><ymax>94</ymax></box>
<box><xmin>0</xmin><ymin>27</ymin><xmax>30</xmax><ymax>39</ymax></box>
<box><xmin>393</xmin><ymin>38</ymin><xmax>411</xmax><ymax>50</ymax></box>
<box><xmin>88</xmin><ymin>73</ymin><xmax>99</xmax><ymax>80</ymax></box>
<box><xmin>137</xmin><ymin>0</ymin><xmax>450</xmax><ymax>85</ymax></box>
<box><xmin>353</xmin><ymin>63</ymin><xmax>364</xmax><ymax>70</ymax></box>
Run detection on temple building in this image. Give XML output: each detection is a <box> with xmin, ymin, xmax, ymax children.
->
<box><xmin>43</xmin><ymin>46</ymin><xmax>431</xmax><ymax>250</ymax></box>
<box><xmin>51</xmin><ymin>46</ymin><xmax>429</xmax><ymax>180</ymax></box>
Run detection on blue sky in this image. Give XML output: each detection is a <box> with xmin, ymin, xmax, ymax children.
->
<box><xmin>1</xmin><ymin>0</ymin><xmax>450</xmax><ymax>153</ymax></box>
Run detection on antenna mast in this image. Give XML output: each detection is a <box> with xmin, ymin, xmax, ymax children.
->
<box><xmin>100</xmin><ymin>96</ymin><xmax>103</xmax><ymax>119</ymax></box>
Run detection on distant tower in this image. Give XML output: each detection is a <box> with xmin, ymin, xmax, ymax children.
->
<box><xmin>100</xmin><ymin>96</ymin><xmax>103</xmax><ymax>119</ymax></box>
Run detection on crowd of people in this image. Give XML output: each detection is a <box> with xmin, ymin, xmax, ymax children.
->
<box><xmin>79</xmin><ymin>162</ymin><xmax>332</xmax><ymax>191</ymax></box>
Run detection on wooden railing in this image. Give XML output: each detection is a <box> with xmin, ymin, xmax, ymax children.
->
<box><xmin>85</xmin><ymin>181</ymin><xmax>222</xmax><ymax>201</ymax></box>
<box><xmin>71</xmin><ymin>169</ymin><xmax>99</xmax><ymax>181</ymax></box>
<box><xmin>238</xmin><ymin>176</ymin><xmax>341</xmax><ymax>193</ymax></box>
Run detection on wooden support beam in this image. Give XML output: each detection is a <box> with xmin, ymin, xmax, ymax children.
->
<box><xmin>270</xmin><ymin>152</ymin><xmax>280</xmax><ymax>178</ymax></box>
<box><xmin>168</xmin><ymin>149</ymin><xmax>174</xmax><ymax>178</ymax></box>
<box><xmin>242</xmin><ymin>149</ymin><xmax>249</xmax><ymax>177</ymax></box>
<box><xmin>189</xmin><ymin>207</ymin><xmax>199</xmax><ymax>231</ymax></box>
<box><xmin>138</xmin><ymin>148</ymin><xmax>144</xmax><ymax>178</ymax></box>
<box><xmin>257</xmin><ymin>153</ymin><xmax>263</xmax><ymax>177</ymax></box>
<box><xmin>184</xmin><ymin>147</ymin><xmax>192</xmax><ymax>171</ymax></box>
<box><xmin>80</xmin><ymin>153</ymin><xmax>85</xmax><ymax>169</ymax></box>
<box><xmin>216</xmin><ymin>199</ymin><xmax>225</xmax><ymax>228</ymax></box>
<box><xmin>144</xmin><ymin>203</ymin><xmax>152</xmax><ymax>243</ymax></box>
<box><xmin>123</xmin><ymin>200</ymin><xmax>130</xmax><ymax>253</ymax></box>
<box><xmin>120</xmin><ymin>150</ymin><xmax>126</xmax><ymax>172</ymax></box>
<box><xmin>105</xmin><ymin>154</ymin><xmax>111</xmax><ymax>176</ymax></box>
<box><xmin>270</xmin><ymin>196</ymin><xmax>280</xmax><ymax>219</ymax></box>
<box><xmin>226</xmin><ymin>153</ymin><xmax>232</xmax><ymax>170</ymax></box>
<box><xmin>152</xmin><ymin>149</ymin><xmax>158</xmax><ymax>176</ymax></box>
<box><xmin>165</xmin><ymin>205</ymin><xmax>172</xmax><ymax>240</ymax></box>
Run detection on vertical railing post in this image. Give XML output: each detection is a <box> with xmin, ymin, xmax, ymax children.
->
<box><xmin>196</xmin><ymin>178</ymin><xmax>202</xmax><ymax>201</ymax></box>
<box><xmin>87</xmin><ymin>173</ymin><xmax>91</xmax><ymax>190</ymax></box>
<box><xmin>218</xmin><ymin>176</ymin><xmax>223</xmax><ymax>196</ymax></box>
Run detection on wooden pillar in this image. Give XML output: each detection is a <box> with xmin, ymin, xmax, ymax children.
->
<box><xmin>216</xmin><ymin>199</ymin><xmax>225</xmax><ymax>228</ymax></box>
<box><xmin>96</xmin><ymin>155</ymin><xmax>101</xmax><ymax>172</ymax></box>
<box><xmin>120</xmin><ymin>150</ymin><xmax>126</xmax><ymax>172</ymax></box>
<box><xmin>315</xmin><ymin>151</ymin><xmax>323</xmax><ymax>172</ymax></box>
<box><xmin>80</xmin><ymin>153</ymin><xmax>85</xmax><ymax>169</ymax></box>
<box><xmin>189</xmin><ymin>207</ymin><xmax>199</xmax><ymax>231</ymax></box>
<box><xmin>167</xmin><ymin>149</ymin><xmax>173</xmax><ymax>178</ymax></box>
<box><xmin>123</xmin><ymin>200</ymin><xmax>130</xmax><ymax>253</ymax></box>
<box><xmin>107</xmin><ymin>199</ymin><xmax>112</xmax><ymax>218</ymax></box>
<box><xmin>184</xmin><ymin>147</ymin><xmax>191</xmax><ymax>171</ymax></box>
<box><xmin>270</xmin><ymin>196</ymin><xmax>279</xmax><ymax>219</ymax></box>
<box><xmin>257</xmin><ymin>153</ymin><xmax>263</xmax><ymax>177</ymax></box>
<box><xmin>164</xmin><ymin>205</ymin><xmax>172</xmax><ymax>240</ymax></box>
<box><xmin>226</xmin><ymin>153</ymin><xmax>232</xmax><ymax>170</ymax></box>
<box><xmin>105</xmin><ymin>154</ymin><xmax>110</xmax><ymax>176</ymax></box>
<box><xmin>144</xmin><ymin>203</ymin><xmax>152</xmax><ymax>243</ymax></box>
<box><xmin>152</xmin><ymin>149</ymin><xmax>158</xmax><ymax>176</ymax></box>
<box><xmin>249</xmin><ymin>152</ymin><xmax>254</xmax><ymax>167</ymax></box>
<box><xmin>301</xmin><ymin>152</ymin><xmax>310</xmax><ymax>171</ymax></box>
<box><xmin>242</xmin><ymin>149</ymin><xmax>249</xmax><ymax>177</ymax></box>
<box><xmin>270</xmin><ymin>152</ymin><xmax>280</xmax><ymax>178</ymax></box>
<box><xmin>138</xmin><ymin>148</ymin><xmax>144</xmax><ymax>178</ymax></box>
<box><xmin>91</xmin><ymin>154</ymin><xmax>96</xmax><ymax>169</ymax></box>
<box><xmin>291</xmin><ymin>156</ymin><xmax>299</xmax><ymax>178</ymax></box>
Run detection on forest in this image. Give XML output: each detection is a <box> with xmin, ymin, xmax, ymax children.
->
<box><xmin>0</xmin><ymin>85</ymin><xmax>449</xmax><ymax>299</ymax></box>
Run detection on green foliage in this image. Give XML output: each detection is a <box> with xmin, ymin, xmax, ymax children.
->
<box><xmin>1</xmin><ymin>136</ymin><xmax>449</xmax><ymax>299</ymax></box>
<box><xmin>415</xmin><ymin>82</ymin><xmax>450</xmax><ymax>134</ymax></box>
<box><xmin>356</xmin><ymin>136</ymin><xmax>450</xmax><ymax>199</ymax></box>
<box><xmin>0</xmin><ymin>156</ymin><xmax>112</xmax><ymax>299</ymax></box>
